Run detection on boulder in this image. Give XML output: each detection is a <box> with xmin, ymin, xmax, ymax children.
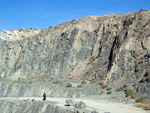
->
<box><xmin>66</xmin><ymin>99</ymin><xmax>75</xmax><ymax>106</ymax></box>
<box><xmin>75</xmin><ymin>101</ymin><xmax>86</xmax><ymax>109</ymax></box>
<box><xmin>142</xmin><ymin>37</ymin><xmax>150</xmax><ymax>51</ymax></box>
<box><xmin>32</xmin><ymin>99</ymin><xmax>35</xmax><ymax>101</ymax></box>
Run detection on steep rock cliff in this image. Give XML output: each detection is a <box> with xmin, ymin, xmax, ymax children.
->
<box><xmin>0</xmin><ymin>10</ymin><xmax>150</xmax><ymax>98</ymax></box>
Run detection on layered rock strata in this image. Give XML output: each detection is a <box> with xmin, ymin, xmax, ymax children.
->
<box><xmin>0</xmin><ymin>10</ymin><xmax>150</xmax><ymax>98</ymax></box>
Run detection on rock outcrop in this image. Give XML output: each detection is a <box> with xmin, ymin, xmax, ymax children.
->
<box><xmin>0</xmin><ymin>10</ymin><xmax>150</xmax><ymax>99</ymax></box>
<box><xmin>0</xmin><ymin>100</ymin><xmax>78</xmax><ymax>113</ymax></box>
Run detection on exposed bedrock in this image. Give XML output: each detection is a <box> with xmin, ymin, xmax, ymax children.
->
<box><xmin>0</xmin><ymin>10</ymin><xmax>150</xmax><ymax>98</ymax></box>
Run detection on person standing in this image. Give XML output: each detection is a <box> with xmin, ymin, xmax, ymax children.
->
<box><xmin>146</xmin><ymin>52</ymin><xmax>149</xmax><ymax>62</ymax></box>
<box><xmin>43</xmin><ymin>92</ymin><xmax>46</xmax><ymax>101</ymax></box>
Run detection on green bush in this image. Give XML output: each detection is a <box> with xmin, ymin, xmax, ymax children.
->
<box><xmin>116</xmin><ymin>88</ymin><xmax>121</xmax><ymax>92</ymax></box>
<box><xmin>119</xmin><ymin>86</ymin><xmax>124</xmax><ymax>90</ymax></box>
<box><xmin>107</xmin><ymin>91</ymin><xmax>112</xmax><ymax>95</ymax></box>
<box><xmin>66</xmin><ymin>83</ymin><xmax>72</xmax><ymax>87</ymax></box>
<box><xmin>123</xmin><ymin>85</ymin><xmax>127</xmax><ymax>88</ymax></box>
<box><xmin>107</xmin><ymin>87</ymin><xmax>112</xmax><ymax>90</ymax></box>
<box><xmin>81</xmin><ymin>80</ymin><xmax>86</xmax><ymax>84</ymax></box>
<box><xmin>77</xmin><ymin>84</ymin><xmax>82</xmax><ymax>88</ymax></box>
<box><xmin>136</xmin><ymin>97</ymin><xmax>145</xmax><ymax>103</ymax></box>
<box><xmin>125</xmin><ymin>89</ymin><xmax>135</xmax><ymax>99</ymax></box>
<box><xmin>53</xmin><ymin>80</ymin><xmax>61</xmax><ymax>84</ymax></box>
<box><xmin>116</xmin><ymin>85</ymin><xmax>126</xmax><ymax>92</ymax></box>
<box><xmin>99</xmin><ymin>83</ymin><xmax>107</xmax><ymax>89</ymax></box>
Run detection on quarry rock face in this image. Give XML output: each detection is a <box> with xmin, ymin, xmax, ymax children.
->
<box><xmin>0</xmin><ymin>100</ymin><xmax>78</xmax><ymax>113</ymax></box>
<box><xmin>0</xmin><ymin>10</ymin><xmax>150</xmax><ymax>99</ymax></box>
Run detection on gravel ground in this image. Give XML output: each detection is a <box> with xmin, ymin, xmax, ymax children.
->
<box><xmin>0</xmin><ymin>97</ymin><xmax>149</xmax><ymax>113</ymax></box>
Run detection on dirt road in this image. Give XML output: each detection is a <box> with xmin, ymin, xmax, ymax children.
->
<box><xmin>0</xmin><ymin>97</ymin><xmax>149</xmax><ymax>113</ymax></box>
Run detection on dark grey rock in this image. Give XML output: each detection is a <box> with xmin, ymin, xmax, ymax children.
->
<box><xmin>32</xmin><ymin>99</ymin><xmax>35</xmax><ymax>101</ymax></box>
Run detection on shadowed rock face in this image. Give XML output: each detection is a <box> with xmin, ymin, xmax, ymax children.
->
<box><xmin>0</xmin><ymin>10</ymin><xmax>150</xmax><ymax>98</ymax></box>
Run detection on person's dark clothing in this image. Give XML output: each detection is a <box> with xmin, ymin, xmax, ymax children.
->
<box><xmin>43</xmin><ymin>93</ymin><xmax>46</xmax><ymax>100</ymax></box>
<box><xmin>146</xmin><ymin>52</ymin><xmax>149</xmax><ymax>62</ymax></box>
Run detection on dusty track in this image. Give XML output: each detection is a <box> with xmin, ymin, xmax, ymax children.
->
<box><xmin>0</xmin><ymin>97</ymin><xmax>149</xmax><ymax>113</ymax></box>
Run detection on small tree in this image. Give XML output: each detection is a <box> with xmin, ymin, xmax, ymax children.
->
<box><xmin>125</xmin><ymin>89</ymin><xmax>136</xmax><ymax>99</ymax></box>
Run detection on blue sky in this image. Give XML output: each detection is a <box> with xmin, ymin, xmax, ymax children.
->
<box><xmin>0</xmin><ymin>0</ymin><xmax>149</xmax><ymax>31</ymax></box>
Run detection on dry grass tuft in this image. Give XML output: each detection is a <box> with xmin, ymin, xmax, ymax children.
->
<box><xmin>143</xmin><ymin>104</ymin><xmax>150</xmax><ymax>110</ymax></box>
<box><xmin>101</xmin><ymin>84</ymin><xmax>108</xmax><ymax>89</ymax></box>
<box><xmin>135</xmin><ymin>102</ymin><xmax>150</xmax><ymax>110</ymax></box>
<box><xmin>133</xmin><ymin>28</ymin><xmax>139</xmax><ymax>32</ymax></box>
<box><xmin>53</xmin><ymin>80</ymin><xmax>61</xmax><ymax>84</ymax></box>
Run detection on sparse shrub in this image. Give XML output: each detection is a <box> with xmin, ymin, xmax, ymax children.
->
<box><xmin>102</xmin><ymin>85</ymin><xmax>107</xmax><ymax>89</ymax></box>
<box><xmin>81</xmin><ymin>80</ymin><xmax>86</xmax><ymax>84</ymax></box>
<box><xmin>136</xmin><ymin>97</ymin><xmax>145</xmax><ymax>103</ymax></box>
<box><xmin>18</xmin><ymin>77</ymin><xmax>21</xmax><ymax>80</ymax></box>
<box><xmin>107</xmin><ymin>91</ymin><xmax>112</xmax><ymax>95</ymax></box>
<box><xmin>125</xmin><ymin>89</ymin><xmax>136</xmax><ymax>99</ymax></box>
<box><xmin>85</xmin><ymin>78</ymin><xmax>88</xmax><ymax>80</ymax></box>
<box><xmin>135</xmin><ymin>103</ymin><xmax>143</xmax><ymax>108</ymax></box>
<box><xmin>112</xmin><ymin>96</ymin><xmax>117</xmax><ymax>99</ymax></box>
<box><xmin>66</xmin><ymin>83</ymin><xmax>72</xmax><ymax>87</ymax></box>
<box><xmin>103</xmin><ymin>61</ymin><xmax>108</xmax><ymax>65</ymax></box>
<box><xmin>89</xmin><ymin>56</ymin><xmax>97</xmax><ymax>64</ymax></box>
<box><xmin>143</xmin><ymin>104</ymin><xmax>150</xmax><ymax>110</ymax></box>
<box><xmin>99</xmin><ymin>82</ymin><xmax>103</xmax><ymax>86</ymax></box>
<box><xmin>130</xmin><ymin>67</ymin><xmax>134</xmax><ymax>71</ymax></box>
<box><xmin>84</xmin><ymin>56</ymin><xmax>88</xmax><ymax>59</ymax></box>
<box><xmin>101</xmin><ymin>83</ymin><xmax>108</xmax><ymax>89</ymax></box>
<box><xmin>133</xmin><ymin>28</ymin><xmax>139</xmax><ymax>32</ymax></box>
<box><xmin>116</xmin><ymin>85</ymin><xmax>126</xmax><ymax>92</ymax></box>
<box><xmin>119</xmin><ymin>86</ymin><xmax>124</xmax><ymax>90</ymax></box>
<box><xmin>140</xmin><ymin>9</ymin><xmax>143</xmax><ymax>11</ymax></box>
<box><xmin>123</xmin><ymin>85</ymin><xmax>127</xmax><ymax>88</ymax></box>
<box><xmin>69</xmin><ymin>77</ymin><xmax>73</xmax><ymax>79</ymax></box>
<box><xmin>100</xmin><ymin>91</ymin><xmax>104</xmax><ymax>94</ymax></box>
<box><xmin>89</xmin><ymin>56</ymin><xmax>95</xmax><ymax>62</ymax></box>
<box><xmin>99</xmin><ymin>75</ymin><xmax>104</xmax><ymax>80</ymax></box>
<box><xmin>13</xmin><ymin>80</ymin><xmax>18</xmax><ymax>83</ymax></box>
<box><xmin>135</xmin><ymin>103</ymin><xmax>150</xmax><ymax>110</ymax></box>
<box><xmin>51</xmin><ymin>77</ymin><xmax>56</xmax><ymax>80</ymax></box>
<box><xmin>116</xmin><ymin>88</ymin><xmax>121</xmax><ymax>92</ymax></box>
<box><xmin>132</xmin><ymin>84</ymin><xmax>136</xmax><ymax>87</ymax></box>
<box><xmin>77</xmin><ymin>84</ymin><xmax>82</xmax><ymax>88</ymax></box>
<box><xmin>127</xmin><ymin>96</ymin><xmax>132</xmax><ymax>99</ymax></box>
<box><xmin>90</xmin><ymin>78</ymin><xmax>96</xmax><ymax>84</ymax></box>
<box><xmin>53</xmin><ymin>80</ymin><xmax>61</xmax><ymax>84</ymax></box>
<box><xmin>13</xmin><ymin>78</ymin><xmax>21</xmax><ymax>83</ymax></box>
<box><xmin>132</xmin><ymin>34</ymin><xmax>135</xmax><ymax>37</ymax></box>
<box><xmin>107</xmin><ymin>87</ymin><xmax>112</xmax><ymax>90</ymax></box>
